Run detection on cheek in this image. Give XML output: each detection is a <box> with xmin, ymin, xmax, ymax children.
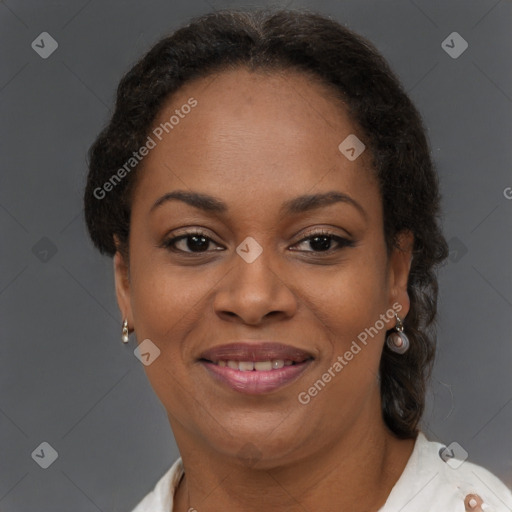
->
<box><xmin>300</xmin><ymin>246</ymin><xmax>388</xmax><ymax>340</ymax></box>
<box><xmin>296</xmin><ymin>262</ymin><xmax>389</xmax><ymax>424</ymax></box>
<box><xmin>127</xmin><ymin>251</ymin><xmax>238</xmax><ymax>404</ymax></box>
<box><xmin>127</xmin><ymin>259</ymin><xmax>211</xmax><ymax>411</ymax></box>
<box><xmin>129</xmin><ymin>260</ymin><xmax>214</xmax><ymax>341</ymax></box>
<box><xmin>298</xmin><ymin>246</ymin><xmax>390</xmax><ymax>407</ymax></box>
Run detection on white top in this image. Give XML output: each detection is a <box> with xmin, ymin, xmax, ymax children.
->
<box><xmin>131</xmin><ymin>432</ymin><xmax>512</xmax><ymax>511</ymax></box>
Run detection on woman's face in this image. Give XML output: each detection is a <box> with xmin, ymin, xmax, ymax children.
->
<box><xmin>114</xmin><ymin>68</ymin><xmax>413</xmax><ymax>466</ymax></box>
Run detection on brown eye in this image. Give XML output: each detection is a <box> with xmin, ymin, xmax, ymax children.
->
<box><xmin>162</xmin><ymin>232</ymin><xmax>223</xmax><ymax>253</ymax></box>
<box><xmin>291</xmin><ymin>230</ymin><xmax>355</xmax><ymax>253</ymax></box>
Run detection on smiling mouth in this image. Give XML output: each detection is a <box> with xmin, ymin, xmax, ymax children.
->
<box><xmin>197</xmin><ymin>342</ymin><xmax>315</xmax><ymax>394</ymax></box>
<box><xmin>198</xmin><ymin>352</ymin><xmax>314</xmax><ymax>395</ymax></box>
<box><xmin>200</xmin><ymin>359</ymin><xmax>304</xmax><ymax>371</ymax></box>
<box><xmin>199</xmin><ymin>358</ymin><xmax>313</xmax><ymax>394</ymax></box>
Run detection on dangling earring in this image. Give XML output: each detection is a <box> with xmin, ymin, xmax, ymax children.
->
<box><xmin>122</xmin><ymin>319</ymin><xmax>129</xmax><ymax>344</ymax></box>
<box><xmin>386</xmin><ymin>313</ymin><xmax>410</xmax><ymax>354</ymax></box>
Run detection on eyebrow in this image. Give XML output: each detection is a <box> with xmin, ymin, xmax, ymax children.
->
<box><xmin>150</xmin><ymin>190</ymin><xmax>367</xmax><ymax>220</ymax></box>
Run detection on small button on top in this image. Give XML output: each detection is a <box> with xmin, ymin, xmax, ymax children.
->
<box><xmin>464</xmin><ymin>493</ymin><xmax>492</xmax><ymax>511</ymax></box>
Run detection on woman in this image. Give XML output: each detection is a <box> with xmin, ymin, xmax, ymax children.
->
<box><xmin>84</xmin><ymin>9</ymin><xmax>512</xmax><ymax>512</ymax></box>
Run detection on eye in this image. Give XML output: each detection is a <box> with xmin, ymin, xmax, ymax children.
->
<box><xmin>291</xmin><ymin>229</ymin><xmax>355</xmax><ymax>253</ymax></box>
<box><xmin>161</xmin><ymin>231</ymin><xmax>224</xmax><ymax>254</ymax></box>
<box><xmin>161</xmin><ymin>228</ymin><xmax>355</xmax><ymax>255</ymax></box>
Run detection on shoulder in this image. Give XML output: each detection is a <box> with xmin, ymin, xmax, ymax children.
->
<box><xmin>130</xmin><ymin>457</ymin><xmax>184</xmax><ymax>512</ymax></box>
<box><xmin>380</xmin><ymin>432</ymin><xmax>512</xmax><ymax>512</ymax></box>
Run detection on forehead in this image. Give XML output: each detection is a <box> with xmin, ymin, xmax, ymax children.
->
<box><xmin>131</xmin><ymin>67</ymin><xmax>378</xmax><ymax>217</ymax></box>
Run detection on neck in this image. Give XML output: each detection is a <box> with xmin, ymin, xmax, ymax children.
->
<box><xmin>171</xmin><ymin>410</ymin><xmax>416</xmax><ymax>512</ymax></box>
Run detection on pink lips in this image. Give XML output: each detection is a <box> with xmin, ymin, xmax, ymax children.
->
<box><xmin>199</xmin><ymin>342</ymin><xmax>314</xmax><ymax>394</ymax></box>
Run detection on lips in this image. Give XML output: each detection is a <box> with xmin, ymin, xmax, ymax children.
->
<box><xmin>199</xmin><ymin>342</ymin><xmax>314</xmax><ymax>364</ymax></box>
<box><xmin>198</xmin><ymin>342</ymin><xmax>314</xmax><ymax>394</ymax></box>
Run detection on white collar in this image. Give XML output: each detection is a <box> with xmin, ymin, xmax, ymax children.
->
<box><xmin>131</xmin><ymin>431</ymin><xmax>512</xmax><ymax>511</ymax></box>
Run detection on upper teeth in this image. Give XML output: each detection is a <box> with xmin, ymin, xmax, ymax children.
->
<box><xmin>216</xmin><ymin>360</ymin><xmax>293</xmax><ymax>371</ymax></box>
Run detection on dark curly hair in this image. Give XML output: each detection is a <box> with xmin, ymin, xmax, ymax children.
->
<box><xmin>84</xmin><ymin>8</ymin><xmax>449</xmax><ymax>439</ymax></box>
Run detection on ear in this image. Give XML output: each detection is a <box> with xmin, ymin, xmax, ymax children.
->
<box><xmin>113</xmin><ymin>240</ymin><xmax>133</xmax><ymax>328</ymax></box>
<box><xmin>387</xmin><ymin>230</ymin><xmax>414</xmax><ymax>318</ymax></box>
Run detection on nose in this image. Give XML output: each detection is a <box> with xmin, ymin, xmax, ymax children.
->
<box><xmin>212</xmin><ymin>248</ymin><xmax>298</xmax><ymax>325</ymax></box>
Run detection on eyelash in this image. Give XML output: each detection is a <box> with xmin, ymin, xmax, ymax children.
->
<box><xmin>160</xmin><ymin>228</ymin><xmax>355</xmax><ymax>255</ymax></box>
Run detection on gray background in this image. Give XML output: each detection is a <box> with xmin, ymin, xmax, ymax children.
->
<box><xmin>1</xmin><ymin>0</ymin><xmax>511</xmax><ymax>510</ymax></box>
